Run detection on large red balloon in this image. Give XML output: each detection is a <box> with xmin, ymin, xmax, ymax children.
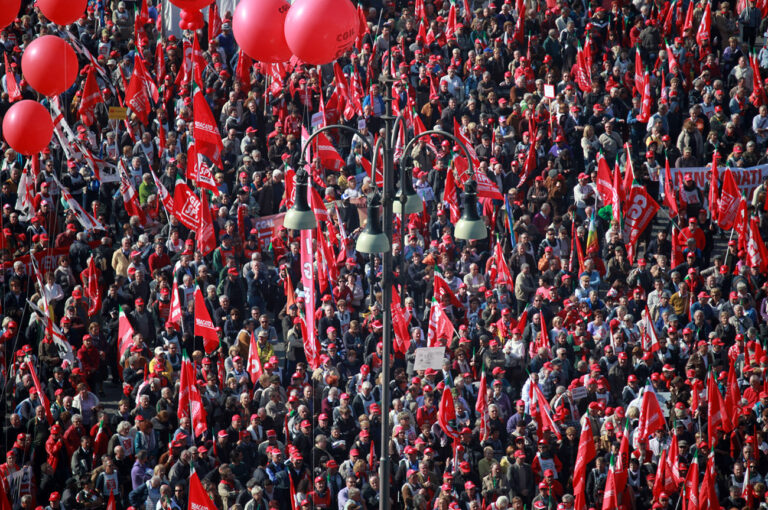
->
<box><xmin>3</xmin><ymin>101</ymin><xmax>54</xmax><ymax>156</ymax></box>
<box><xmin>21</xmin><ymin>36</ymin><xmax>79</xmax><ymax>97</ymax></box>
<box><xmin>0</xmin><ymin>0</ymin><xmax>20</xmax><ymax>29</ymax></box>
<box><xmin>168</xmin><ymin>0</ymin><xmax>214</xmax><ymax>10</ymax></box>
<box><xmin>284</xmin><ymin>0</ymin><xmax>358</xmax><ymax>65</ymax></box>
<box><xmin>37</xmin><ymin>0</ymin><xmax>88</xmax><ymax>26</ymax></box>
<box><xmin>233</xmin><ymin>0</ymin><xmax>292</xmax><ymax>63</ymax></box>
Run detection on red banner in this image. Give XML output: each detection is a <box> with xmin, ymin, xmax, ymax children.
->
<box><xmin>300</xmin><ymin>229</ymin><xmax>320</xmax><ymax>369</ymax></box>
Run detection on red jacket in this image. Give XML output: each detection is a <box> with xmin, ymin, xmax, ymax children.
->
<box><xmin>77</xmin><ymin>345</ymin><xmax>100</xmax><ymax>376</ymax></box>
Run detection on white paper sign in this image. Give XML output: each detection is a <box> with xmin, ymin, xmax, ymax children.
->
<box><xmin>570</xmin><ymin>386</ymin><xmax>588</xmax><ymax>401</ymax></box>
<box><xmin>311</xmin><ymin>112</ymin><xmax>324</xmax><ymax>129</ymax></box>
<box><xmin>358</xmin><ymin>118</ymin><xmax>367</xmax><ymax>130</ymax></box>
<box><xmin>413</xmin><ymin>347</ymin><xmax>446</xmax><ymax>371</ymax></box>
<box><xmin>544</xmin><ymin>84</ymin><xmax>556</xmax><ymax>99</ymax></box>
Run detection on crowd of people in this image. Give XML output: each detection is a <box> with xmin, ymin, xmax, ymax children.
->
<box><xmin>3</xmin><ymin>0</ymin><xmax>768</xmax><ymax>509</ymax></box>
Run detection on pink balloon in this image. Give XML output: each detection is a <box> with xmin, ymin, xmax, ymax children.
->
<box><xmin>21</xmin><ymin>36</ymin><xmax>79</xmax><ymax>97</ymax></box>
<box><xmin>233</xmin><ymin>0</ymin><xmax>292</xmax><ymax>63</ymax></box>
<box><xmin>37</xmin><ymin>0</ymin><xmax>88</xmax><ymax>26</ymax></box>
<box><xmin>0</xmin><ymin>0</ymin><xmax>20</xmax><ymax>29</ymax></box>
<box><xmin>284</xmin><ymin>0</ymin><xmax>358</xmax><ymax>65</ymax></box>
<box><xmin>3</xmin><ymin>100</ymin><xmax>54</xmax><ymax>156</ymax></box>
<box><xmin>168</xmin><ymin>0</ymin><xmax>214</xmax><ymax>10</ymax></box>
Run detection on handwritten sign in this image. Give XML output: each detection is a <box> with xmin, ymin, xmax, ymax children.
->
<box><xmin>413</xmin><ymin>347</ymin><xmax>446</xmax><ymax>371</ymax></box>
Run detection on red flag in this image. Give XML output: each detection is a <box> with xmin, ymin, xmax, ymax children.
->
<box><xmin>124</xmin><ymin>56</ymin><xmax>152</xmax><ymax>124</ymax></box>
<box><xmin>27</xmin><ymin>361</ymin><xmax>53</xmax><ymax>425</ymax></box>
<box><xmin>208</xmin><ymin>1</ymin><xmax>222</xmax><ymax>41</ymax></box>
<box><xmin>443</xmin><ymin>168</ymin><xmax>461</xmax><ymax>224</ymax></box>
<box><xmin>698</xmin><ymin>455</ymin><xmax>717</xmax><ymax>510</ymax></box>
<box><xmin>173</xmin><ymin>178</ymin><xmax>202</xmax><ymax>230</ymax></box>
<box><xmin>188</xmin><ymin>471</ymin><xmax>216</xmax><ymax>510</ymax></box>
<box><xmin>643</xmin><ymin>306</ymin><xmax>661</xmax><ymax>353</ymax></box>
<box><xmin>118</xmin><ymin>161</ymin><xmax>146</xmax><ymax>224</ymax></box>
<box><xmin>475</xmin><ymin>370</ymin><xmax>489</xmax><ymax>441</ymax></box>
<box><xmin>194</xmin><ymin>286</ymin><xmax>219</xmax><ymax>354</ymax></box>
<box><xmin>427</xmin><ymin>298</ymin><xmax>455</xmax><ymax>347</ymax></box>
<box><xmin>602</xmin><ymin>457</ymin><xmax>619</xmax><ymax>510</ymax></box>
<box><xmin>637</xmin><ymin>384</ymin><xmax>666</xmax><ymax>441</ymax></box>
<box><xmin>391</xmin><ymin>286</ymin><xmax>411</xmax><ymax>355</ymax></box>
<box><xmin>155</xmin><ymin>41</ymin><xmax>165</xmax><ymax>87</ymax></box>
<box><xmin>434</xmin><ymin>274</ymin><xmax>464</xmax><ymax>310</ymax></box>
<box><xmin>437</xmin><ymin>387</ymin><xmax>460</xmax><ymax>440</ymax></box>
<box><xmin>708</xmin><ymin>367</ymin><xmax>730</xmax><ymax>446</ymax></box>
<box><xmin>3</xmin><ymin>52</ymin><xmax>20</xmax><ymax>102</ymax></box>
<box><xmin>667</xmin><ymin>433</ymin><xmax>682</xmax><ymax>485</ymax></box>
<box><xmin>724</xmin><ymin>358</ymin><xmax>741</xmax><ymax>430</ymax></box>
<box><xmin>717</xmin><ymin>168</ymin><xmax>741</xmax><ymax>229</ymax></box>
<box><xmin>573</xmin><ymin>418</ymin><xmax>596</xmax><ymax>510</ymax></box>
<box><xmin>614</xmin><ymin>423</ymin><xmax>630</xmax><ymax>491</ymax></box>
<box><xmin>85</xmin><ymin>256</ymin><xmax>102</xmax><ymax>317</ymax></box>
<box><xmin>684</xmin><ymin>453</ymin><xmax>700</xmax><ymax>510</ymax></box>
<box><xmin>514</xmin><ymin>0</ymin><xmax>525</xmax><ymax>44</ymax></box>
<box><xmin>574</xmin><ymin>43</ymin><xmax>592</xmax><ymax>92</ymax></box>
<box><xmin>634</xmin><ymin>48</ymin><xmax>645</xmax><ymax>96</ymax></box>
<box><xmin>636</xmin><ymin>77</ymin><xmax>652</xmax><ymax>122</ymax></box>
<box><xmin>247</xmin><ymin>332</ymin><xmax>264</xmax><ymax>384</ymax></box>
<box><xmin>117</xmin><ymin>306</ymin><xmax>134</xmax><ymax>360</ymax></box>
<box><xmin>652</xmin><ymin>449</ymin><xmax>668</xmax><ymax>500</ymax></box>
<box><xmin>150</xmin><ymin>169</ymin><xmax>173</xmax><ymax>212</ymax></box>
<box><xmin>530</xmin><ymin>380</ymin><xmax>562</xmax><ymax>440</ymax></box>
<box><xmin>746</xmin><ymin>216</ymin><xmax>768</xmax><ymax>272</ymax></box>
<box><xmin>169</xmin><ymin>280</ymin><xmax>182</xmax><ymax>329</ymax></box>
<box><xmin>611</xmin><ymin>157</ymin><xmax>623</xmax><ymax>225</ymax></box>
<box><xmin>193</xmin><ymin>91</ymin><xmax>224</xmax><ymax>168</ymax></box>
<box><xmin>520</xmin><ymin>132</ymin><xmax>538</xmax><ymax>184</ymax></box>
<box><xmin>445</xmin><ymin>2</ymin><xmax>458</xmax><ymax>40</ymax></box>
<box><xmin>492</xmin><ymin>242</ymin><xmax>513</xmax><ymax>287</ymax></box>
<box><xmin>595</xmin><ymin>153</ymin><xmax>614</xmax><ymax>204</ymax></box>
<box><xmin>708</xmin><ymin>154</ymin><xmax>719</xmax><ymax>222</ymax></box>
<box><xmin>198</xmin><ymin>190</ymin><xmax>215</xmax><ymax>256</ymax></box>
<box><xmin>696</xmin><ymin>2</ymin><xmax>711</xmax><ymax>48</ymax></box>
<box><xmin>178</xmin><ymin>353</ymin><xmax>208</xmax><ymax>436</ymax></box>
<box><xmin>289</xmin><ymin>466</ymin><xmax>298</xmax><ymax>510</ymax></box>
<box><xmin>235</xmin><ymin>50</ymin><xmax>252</xmax><ymax>91</ymax></box>
<box><xmin>622</xmin><ymin>185</ymin><xmax>660</xmax><ymax>263</ymax></box>
<box><xmin>664</xmin><ymin>156</ymin><xmax>679</xmax><ymax>218</ymax></box>
<box><xmin>315</xmin><ymin>131</ymin><xmax>345</xmax><ymax>172</ymax></box>
<box><xmin>77</xmin><ymin>66</ymin><xmax>104</xmax><ymax>126</ymax></box>
<box><xmin>300</xmin><ymin>230</ymin><xmax>321</xmax><ymax>369</ymax></box>
<box><xmin>106</xmin><ymin>490</ymin><xmax>116</xmax><ymax>510</ymax></box>
<box><xmin>682</xmin><ymin>0</ymin><xmax>695</xmax><ymax>33</ymax></box>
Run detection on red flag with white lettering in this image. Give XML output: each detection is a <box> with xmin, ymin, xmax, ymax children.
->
<box><xmin>300</xmin><ymin>229</ymin><xmax>321</xmax><ymax>369</ymax></box>
<box><xmin>188</xmin><ymin>471</ymin><xmax>216</xmax><ymax>510</ymax></box>
<box><xmin>696</xmin><ymin>2</ymin><xmax>711</xmax><ymax>48</ymax></box>
<box><xmin>391</xmin><ymin>286</ymin><xmax>411</xmax><ymax>355</ymax></box>
<box><xmin>198</xmin><ymin>189</ymin><xmax>216</xmax><ymax>256</ymax></box>
<box><xmin>427</xmin><ymin>298</ymin><xmax>455</xmax><ymax>347</ymax></box>
<box><xmin>437</xmin><ymin>387</ymin><xmax>460</xmax><ymax>439</ymax></box>
<box><xmin>194</xmin><ymin>286</ymin><xmax>219</xmax><ymax>354</ymax></box>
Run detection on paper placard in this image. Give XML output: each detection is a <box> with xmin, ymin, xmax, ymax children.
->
<box><xmin>108</xmin><ymin>106</ymin><xmax>127</xmax><ymax>120</ymax></box>
<box><xmin>570</xmin><ymin>386</ymin><xmax>588</xmax><ymax>401</ymax></box>
<box><xmin>358</xmin><ymin>118</ymin><xmax>367</xmax><ymax>130</ymax></box>
<box><xmin>311</xmin><ymin>112</ymin><xmax>324</xmax><ymax>128</ymax></box>
<box><xmin>544</xmin><ymin>84</ymin><xmax>555</xmax><ymax>99</ymax></box>
<box><xmin>413</xmin><ymin>347</ymin><xmax>446</xmax><ymax>371</ymax></box>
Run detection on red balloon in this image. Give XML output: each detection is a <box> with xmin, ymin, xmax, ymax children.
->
<box><xmin>21</xmin><ymin>36</ymin><xmax>79</xmax><ymax>97</ymax></box>
<box><xmin>168</xmin><ymin>0</ymin><xmax>214</xmax><ymax>10</ymax></box>
<box><xmin>284</xmin><ymin>0</ymin><xmax>358</xmax><ymax>65</ymax></box>
<box><xmin>233</xmin><ymin>0</ymin><xmax>292</xmax><ymax>63</ymax></box>
<box><xmin>0</xmin><ymin>0</ymin><xmax>20</xmax><ymax>29</ymax></box>
<box><xmin>37</xmin><ymin>0</ymin><xmax>88</xmax><ymax>26</ymax></box>
<box><xmin>2</xmin><ymin>100</ymin><xmax>54</xmax><ymax>156</ymax></box>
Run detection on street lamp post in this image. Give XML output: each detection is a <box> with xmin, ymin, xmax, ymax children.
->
<box><xmin>283</xmin><ymin>81</ymin><xmax>485</xmax><ymax>510</ymax></box>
